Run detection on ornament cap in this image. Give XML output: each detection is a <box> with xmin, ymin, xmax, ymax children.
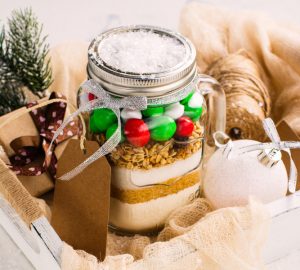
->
<box><xmin>257</xmin><ymin>148</ymin><xmax>281</xmax><ymax>168</ymax></box>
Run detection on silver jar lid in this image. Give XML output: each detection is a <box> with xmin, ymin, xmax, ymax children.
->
<box><xmin>87</xmin><ymin>25</ymin><xmax>197</xmax><ymax>97</ymax></box>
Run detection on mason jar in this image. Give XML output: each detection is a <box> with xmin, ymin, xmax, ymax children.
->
<box><xmin>79</xmin><ymin>25</ymin><xmax>225</xmax><ymax>234</ymax></box>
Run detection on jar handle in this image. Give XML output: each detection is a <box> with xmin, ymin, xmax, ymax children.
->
<box><xmin>197</xmin><ymin>74</ymin><xmax>226</xmax><ymax>146</ymax></box>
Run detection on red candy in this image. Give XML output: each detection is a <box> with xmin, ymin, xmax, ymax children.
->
<box><xmin>124</xmin><ymin>119</ymin><xmax>150</xmax><ymax>147</ymax></box>
<box><xmin>176</xmin><ymin>116</ymin><xmax>194</xmax><ymax>137</ymax></box>
<box><xmin>88</xmin><ymin>93</ymin><xmax>96</xmax><ymax>101</ymax></box>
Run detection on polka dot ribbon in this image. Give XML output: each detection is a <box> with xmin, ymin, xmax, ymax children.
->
<box><xmin>213</xmin><ymin>118</ymin><xmax>300</xmax><ymax>193</ymax></box>
<box><xmin>9</xmin><ymin>92</ymin><xmax>79</xmax><ymax>177</ymax></box>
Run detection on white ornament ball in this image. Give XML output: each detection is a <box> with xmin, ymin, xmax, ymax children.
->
<box><xmin>165</xmin><ymin>102</ymin><xmax>184</xmax><ymax>119</ymax></box>
<box><xmin>203</xmin><ymin>140</ymin><xmax>288</xmax><ymax>209</ymax></box>
<box><xmin>121</xmin><ymin>108</ymin><xmax>142</xmax><ymax>121</ymax></box>
<box><xmin>188</xmin><ymin>92</ymin><xmax>203</xmax><ymax>108</ymax></box>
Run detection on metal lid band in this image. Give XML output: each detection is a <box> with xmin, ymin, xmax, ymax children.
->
<box><xmin>87</xmin><ymin>25</ymin><xmax>197</xmax><ymax>98</ymax></box>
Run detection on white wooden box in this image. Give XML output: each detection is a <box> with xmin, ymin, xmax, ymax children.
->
<box><xmin>1</xmin><ymin>192</ymin><xmax>300</xmax><ymax>269</ymax></box>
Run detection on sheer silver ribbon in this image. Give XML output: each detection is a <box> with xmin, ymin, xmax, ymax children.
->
<box><xmin>214</xmin><ymin>118</ymin><xmax>300</xmax><ymax>193</ymax></box>
<box><xmin>49</xmin><ymin>76</ymin><xmax>202</xmax><ymax>180</ymax></box>
<box><xmin>49</xmin><ymin>79</ymin><xmax>147</xmax><ymax>180</ymax></box>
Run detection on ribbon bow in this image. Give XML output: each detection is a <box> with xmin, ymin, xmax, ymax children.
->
<box><xmin>214</xmin><ymin>118</ymin><xmax>300</xmax><ymax>193</ymax></box>
<box><xmin>50</xmin><ymin>79</ymin><xmax>148</xmax><ymax>180</ymax></box>
<box><xmin>9</xmin><ymin>92</ymin><xmax>79</xmax><ymax>177</ymax></box>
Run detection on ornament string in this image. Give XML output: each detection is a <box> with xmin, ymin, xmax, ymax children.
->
<box><xmin>50</xmin><ymin>77</ymin><xmax>204</xmax><ymax>180</ymax></box>
<box><xmin>214</xmin><ymin>118</ymin><xmax>300</xmax><ymax>193</ymax></box>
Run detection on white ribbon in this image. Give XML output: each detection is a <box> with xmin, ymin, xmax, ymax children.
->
<box><xmin>214</xmin><ymin>118</ymin><xmax>300</xmax><ymax>193</ymax></box>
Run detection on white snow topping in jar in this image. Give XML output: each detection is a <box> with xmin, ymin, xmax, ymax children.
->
<box><xmin>98</xmin><ymin>30</ymin><xmax>186</xmax><ymax>73</ymax></box>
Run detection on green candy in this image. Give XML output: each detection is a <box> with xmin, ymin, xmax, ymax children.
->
<box><xmin>184</xmin><ymin>105</ymin><xmax>203</xmax><ymax>122</ymax></box>
<box><xmin>148</xmin><ymin>116</ymin><xmax>176</xmax><ymax>141</ymax></box>
<box><xmin>180</xmin><ymin>92</ymin><xmax>194</xmax><ymax>105</ymax></box>
<box><xmin>106</xmin><ymin>123</ymin><xmax>125</xmax><ymax>142</ymax></box>
<box><xmin>89</xmin><ymin>114</ymin><xmax>101</xmax><ymax>133</ymax></box>
<box><xmin>142</xmin><ymin>106</ymin><xmax>164</xmax><ymax>117</ymax></box>
<box><xmin>92</xmin><ymin>108</ymin><xmax>117</xmax><ymax>132</ymax></box>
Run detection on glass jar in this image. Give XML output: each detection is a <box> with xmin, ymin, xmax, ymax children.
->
<box><xmin>79</xmin><ymin>25</ymin><xmax>225</xmax><ymax>234</ymax></box>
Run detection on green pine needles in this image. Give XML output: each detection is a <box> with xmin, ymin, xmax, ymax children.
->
<box><xmin>0</xmin><ymin>8</ymin><xmax>52</xmax><ymax>116</ymax></box>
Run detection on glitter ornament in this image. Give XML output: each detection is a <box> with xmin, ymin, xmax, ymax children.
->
<box><xmin>176</xmin><ymin>116</ymin><xmax>194</xmax><ymax>137</ymax></box>
<box><xmin>203</xmin><ymin>139</ymin><xmax>288</xmax><ymax>209</ymax></box>
<box><xmin>124</xmin><ymin>119</ymin><xmax>150</xmax><ymax>147</ymax></box>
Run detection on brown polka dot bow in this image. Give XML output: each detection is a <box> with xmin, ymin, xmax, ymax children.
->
<box><xmin>9</xmin><ymin>92</ymin><xmax>79</xmax><ymax>178</ymax></box>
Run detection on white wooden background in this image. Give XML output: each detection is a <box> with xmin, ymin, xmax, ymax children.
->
<box><xmin>1</xmin><ymin>0</ymin><xmax>300</xmax><ymax>269</ymax></box>
<box><xmin>1</xmin><ymin>0</ymin><xmax>300</xmax><ymax>46</ymax></box>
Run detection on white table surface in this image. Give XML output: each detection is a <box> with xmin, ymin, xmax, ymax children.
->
<box><xmin>1</xmin><ymin>1</ymin><xmax>300</xmax><ymax>269</ymax></box>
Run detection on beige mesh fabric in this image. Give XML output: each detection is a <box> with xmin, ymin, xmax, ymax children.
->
<box><xmin>61</xmin><ymin>199</ymin><xmax>269</xmax><ymax>270</ymax></box>
<box><xmin>107</xmin><ymin>234</ymin><xmax>152</xmax><ymax>260</ymax></box>
<box><xmin>105</xmin><ymin>199</ymin><xmax>212</xmax><ymax>260</ymax></box>
<box><xmin>180</xmin><ymin>3</ymin><xmax>300</xmax><ymax>135</ymax></box>
<box><xmin>158</xmin><ymin>198</ymin><xmax>212</xmax><ymax>242</ymax></box>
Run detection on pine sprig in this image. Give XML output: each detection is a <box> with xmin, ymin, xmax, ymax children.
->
<box><xmin>7</xmin><ymin>8</ymin><xmax>52</xmax><ymax>97</ymax></box>
<box><xmin>0</xmin><ymin>8</ymin><xmax>52</xmax><ymax>116</ymax></box>
<box><xmin>0</xmin><ymin>27</ymin><xmax>26</xmax><ymax>115</ymax></box>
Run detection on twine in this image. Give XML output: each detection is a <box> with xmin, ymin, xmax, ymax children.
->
<box><xmin>206</xmin><ymin>52</ymin><xmax>271</xmax><ymax>141</ymax></box>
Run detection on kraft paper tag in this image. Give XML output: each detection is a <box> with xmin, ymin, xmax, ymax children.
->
<box><xmin>277</xmin><ymin>120</ymin><xmax>300</xmax><ymax>191</ymax></box>
<box><xmin>51</xmin><ymin>139</ymin><xmax>111</xmax><ymax>260</ymax></box>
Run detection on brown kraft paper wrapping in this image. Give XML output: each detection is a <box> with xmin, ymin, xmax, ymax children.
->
<box><xmin>51</xmin><ymin>139</ymin><xmax>111</xmax><ymax>260</ymax></box>
<box><xmin>0</xmin><ymin>99</ymin><xmax>75</xmax><ymax>197</ymax></box>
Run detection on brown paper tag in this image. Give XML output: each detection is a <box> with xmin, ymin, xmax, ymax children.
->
<box><xmin>51</xmin><ymin>139</ymin><xmax>110</xmax><ymax>260</ymax></box>
<box><xmin>277</xmin><ymin>120</ymin><xmax>300</xmax><ymax>191</ymax></box>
